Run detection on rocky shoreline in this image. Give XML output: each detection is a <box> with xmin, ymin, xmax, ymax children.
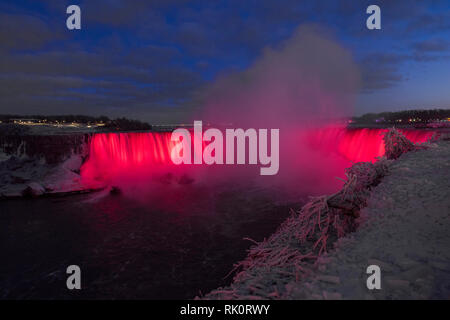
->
<box><xmin>203</xmin><ymin>136</ymin><xmax>450</xmax><ymax>300</ymax></box>
<box><xmin>0</xmin><ymin>133</ymin><xmax>95</xmax><ymax>199</ymax></box>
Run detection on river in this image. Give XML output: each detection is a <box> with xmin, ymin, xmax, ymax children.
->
<box><xmin>0</xmin><ymin>183</ymin><xmax>301</xmax><ymax>299</ymax></box>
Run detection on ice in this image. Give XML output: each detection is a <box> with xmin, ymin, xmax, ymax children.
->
<box><xmin>203</xmin><ymin>140</ymin><xmax>450</xmax><ymax>300</ymax></box>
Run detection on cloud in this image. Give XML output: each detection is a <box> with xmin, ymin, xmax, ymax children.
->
<box><xmin>359</xmin><ymin>53</ymin><xmax>409</xmax><ymax>92</ymax></box>
<box><xmin>412</xmin><ymin>39</ymin><xmax>450</xmax><ymax>61</ymax></box>
<box><xmin>406</xmin><ymin>13</ymin><xmax>450</xmax><ymax>34</ymax></box>
<box><xmin>1</xmin><ymin>0</ymin><xmax>449</xmax><ymax>121</ymax></box>
<box><xmin>0</xmin><ymin>46</ymin><xmax>202</xmax><ymax>122</ymax></box>
<box><xmin>413</xmin><ymin>39</ymin><xmax>449</xmax><ymax>53</ymax></box>
<box><xmin>0</xmin><ymin>13</ymin><xmax>65</xmax><ymax>51</ymax></box>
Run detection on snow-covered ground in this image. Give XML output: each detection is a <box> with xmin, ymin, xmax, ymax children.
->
<box><xmin>0</xmin><ymin>153</ymin><xmax>92</xmax><ymax>198</ymax></box>
<box><xmin>0</xmin><ymin>124</ymin><xmax>103</xmax><ymax>197</ymax></box>
<box><xmin>205</xmin><ymin>140</ymin><xmax>450</xmax><ymax>299</ymax></box>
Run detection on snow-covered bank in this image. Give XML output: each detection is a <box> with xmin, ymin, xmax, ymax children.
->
<box><xmin>204</xmin><ymin>140</ymin><xmax>450</xmax><ymax>300</ymax></box>
<box><xmin>300</xmin><ymin>140</ymin><xmax>450</xmax><ymax>299</ymax></box>
<box><xmin>0</xmin><ymin>132</ymin><xmax>102</xmax><ymax>198</ymax></box>
<box><xmin>0</xmin><ymin>154</ymin><xmax>101</xmax><ymax>198</ymax></box>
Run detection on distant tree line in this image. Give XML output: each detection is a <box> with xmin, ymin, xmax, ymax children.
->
<box><xmin>0</xmin><ymin>114</ymin><xmax>110</xmax><ymax>123</ymax></box>
<box><xmin>0</xmin><ymin>114</ymin><xmax>152</xmax><ymax>131</ymax></box>
<box><xmin>104</xmin><ymin>117</ymin><xmax>152</xmax><ymax>131</ymax></box>
<box><xmin>352</xmin><ymin>109</ymin><xmax>450</xmax><ymax>124</ymax></box>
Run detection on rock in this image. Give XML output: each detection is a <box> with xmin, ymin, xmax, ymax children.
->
<box><xmin>11</xmin><ymin>175</ymin><xmax>29</xmax><ymax>184</ymax></box>
<box><xmin>364</xmin><ymin>293</ymin><xmax>376</xmax><ymax>300</ymax></box>
<box><xmin>401</xmin><ymin>266</ymin><xmax>431</xmax><ymax>281</ymax></box>
<box><xmin>415</xmin><ymin>278</ymin><xmax>426</xmax><ymax>284</ymax></box>
<box><xmin>110</xmin><ymin>186</ymin><xmax>122</xmax><ymax>195</ymax></box>
<box><xmin>316</xmin><ymin>275</ymin><xmax>340</xmax><ymax>284</ymax></box>
<box><xmin>289</xmin><ymin>288</ymin><xmax>309</xmax><ymax>299</ymax></box>
<box><xmin>21</xmin><ymin>182</ymin><xmax>45</xmax><ymax>197</ymax></box>
<box><xmin>158</xmin><ymin>172</ymin><xmax>174</xmax><ymax>184</ymax></box>
<box><xmin>323</xmin><ymin>291</ymin><xmax>342</xmax><ymax>300</ymax></box>
<box><xmin>385</xmin><ymin>279</ymin><xmax>410</xmax><ymax>290</ymax></box>
<box><xmin>367</xmin><ymin>259</ymin><xmax>394</xmax><ymax>272</ymax></box>
<box><xmin>429</xmin><ymin>261</ymin><xmax>448</xmax><ymax>271</ymax></box>
<box><xmin>239</xmin><ymin>295</ymin><xmax>263</xmax><ymax>300</ymax></box>
<box><xmin>397</xmin><ymin>258</ymin><xmax>419</xmax><ymax>270</ymax></box>
<box><xmin>178</xmin><ymin>174</ymin><xmax>194</xmax><ymax>185</ymax></box>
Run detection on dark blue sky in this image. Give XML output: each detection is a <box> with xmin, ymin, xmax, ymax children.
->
<box><xmin>1</xmin><ymin>0</ymin><xmax>449</xmax><ymax>123</ymax></box>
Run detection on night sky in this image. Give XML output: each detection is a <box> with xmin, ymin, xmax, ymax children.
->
<box><xmin>1</xmin><ymin>0</ymin><xmax>449</xmax><ymax>123</ymax></box>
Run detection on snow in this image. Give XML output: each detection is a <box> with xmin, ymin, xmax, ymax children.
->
<box><xmin>0</xmin><ymin>153</ymin><xmax>95</xmax><ymax>198</ymax></box>
<box><xmin>204</xmin><ymin>141</ymin><xmax>450</xmax><ymax>300</ymax></box>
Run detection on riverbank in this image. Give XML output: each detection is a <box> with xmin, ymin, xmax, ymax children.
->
<box><xmin>204</xmin><ymin>139</ymin><xmax>450</xmax><ymax>299</ymax></box>
<box><xmin>0</xmin><ymin>153</ymin><xmax>95</xmax><ymax>198</ymax></box>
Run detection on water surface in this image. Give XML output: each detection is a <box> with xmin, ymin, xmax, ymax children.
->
<box><xmin>0</xmin><ymin>183</ymin><xmax>301</xmax><ymax>299</ymax></box>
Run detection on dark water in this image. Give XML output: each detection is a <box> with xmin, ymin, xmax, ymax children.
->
<box><xmin>0</xmin><ymin>183</ymin><xmax>302</xmax><ymax>299</ymax></box>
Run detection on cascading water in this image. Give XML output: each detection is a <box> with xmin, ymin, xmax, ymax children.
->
<box><xmin>81</xmin><ymin>128</ymin><xmax>435</xmax><ymax>189</ymax></box>
<box><xmin>306</xmin><ymin>127</ymin><xmax>435</xmax><ymax>163</ymax></box>
<box><xmin>81</xmin><ymin>132</ymin><xmax>177</xmax><ymax>186</ymax></box>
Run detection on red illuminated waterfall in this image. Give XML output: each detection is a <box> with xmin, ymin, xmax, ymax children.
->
<box><xmin>306</xmin><ymin>127</ymin><xmax>435</xmax><ymax>163</ymax></box>
<box><xmin>81</xmin><ymin>132</ymin><xmax>178</xmax><ymax>186</ymax></box>
<box><xmin>80</xmin><ymin>128</ymin><xmax>435</xmax><ymax>187</ymax></box>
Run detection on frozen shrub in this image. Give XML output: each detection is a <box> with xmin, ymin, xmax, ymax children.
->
<box><xmin>204</xmin><ymin>131</ymin><xmax>423</xmax><ymax>300</ymax></box>
<box><xmin>345</xmin><ymin>158</ymin><xmax>390</xmax><ymax>190</ymax></box>
<box><xmin>383</xmin><ymin>128</ymin><xmax>415</xmax><ymax>159</ymax></box>
<box><xmin>211</xmin><ymin>158</ymin><xmax>392</xmax><ymax>298</ymax></box>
